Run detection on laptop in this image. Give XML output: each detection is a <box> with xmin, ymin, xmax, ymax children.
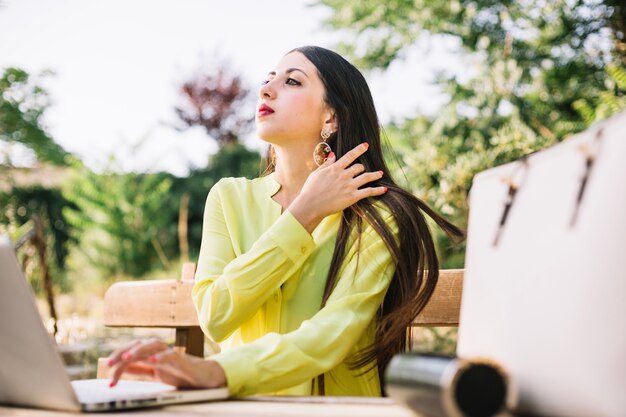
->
<box><xmin>456</xmin><ymin>112</ymin><xmax>625</xmax><ymax>417</ymax></box>
<box><xmin>0</xmin><ymin>235</ymin><xmax>229</xmax><ymax>412</ymax></box>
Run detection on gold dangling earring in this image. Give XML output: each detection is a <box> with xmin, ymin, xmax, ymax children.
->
<box><xmin>313</xmin><ymin>128</ymin><xmax>333</xmax><ymax>166</ymax></box>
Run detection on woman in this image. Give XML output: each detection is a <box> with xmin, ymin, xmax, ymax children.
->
<box><xmin>107</xmin><ymin>46</ymin><xmax>462</xmax><ymax>396</ymax></box>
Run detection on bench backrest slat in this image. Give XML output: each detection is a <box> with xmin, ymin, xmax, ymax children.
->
<box><xmin>103</xmin><ymin>265</ymin><xmax>463</xmax><ymax>329</ymax></box>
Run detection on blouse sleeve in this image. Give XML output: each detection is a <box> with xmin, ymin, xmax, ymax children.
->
<box><xmin>209</xmin><ymin>212</ymin><xmax>397</xmax><ymax>395</ymax></box>
<box><xmin>192</xmin><ymin>180</ymin><xmax>317</xmax><ymax>342</ymax></box>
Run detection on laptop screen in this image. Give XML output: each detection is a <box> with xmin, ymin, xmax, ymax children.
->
<box><xmin>0</xmin><ymin>236</ymin><xmax>82</xmax><ymax>411</ymax></box>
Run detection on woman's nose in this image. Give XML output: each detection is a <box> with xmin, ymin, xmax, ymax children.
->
<box><xmin>259</xmin><ymin>80</ymin><xmax>275</xmax><ymax>100</ymax></box>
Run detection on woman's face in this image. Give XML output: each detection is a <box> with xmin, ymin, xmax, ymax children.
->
<box><xmin>256</xmin><ymin>51</ymin><xmax>333</xmax><ymax>147</ymax></box>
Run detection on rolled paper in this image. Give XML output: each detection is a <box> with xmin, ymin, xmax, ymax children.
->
<box><xmin>385</xmin><ymin>353</ymin><xmax>515</xmax><ymax>417</ymax></box>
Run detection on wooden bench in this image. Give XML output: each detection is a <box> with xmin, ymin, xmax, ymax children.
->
<box><xmin>96</xmin><ymin>265</ymin><xmax>463</xmax><ymax>379</ymax></box>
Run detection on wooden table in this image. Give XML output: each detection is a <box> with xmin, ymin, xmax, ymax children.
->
<box><xmin>0</xmin><ymin>397</ymin><xmax>417</xmax><ymax>417</ymax></box>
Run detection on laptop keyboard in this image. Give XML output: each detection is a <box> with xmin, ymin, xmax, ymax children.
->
<box><xmin>72</xmin><ymin>379</ymin><xmax>175</xmax><ymax>404</ymax></box>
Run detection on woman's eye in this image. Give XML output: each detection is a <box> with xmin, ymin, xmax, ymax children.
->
<box><xmin>286</xmin><ymin>78</ymin><xmax>301</xmax><ymax>86</ymax></box>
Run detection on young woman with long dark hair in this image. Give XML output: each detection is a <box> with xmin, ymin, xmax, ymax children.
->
<box><xmin>107</xmin><ymin>46</ymin><xmax>463</xmax><ymax>396</ymax></box>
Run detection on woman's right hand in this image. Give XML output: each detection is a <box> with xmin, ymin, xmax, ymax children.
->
<box><xmin>288</xmin><ymin>142</ymin><xmax>387</xmax><ymax>234</ymax></box>
<box><xmin>106</xmin><ymin>339</ymin><xmax>227</xmax><ymax>389</ymax></box>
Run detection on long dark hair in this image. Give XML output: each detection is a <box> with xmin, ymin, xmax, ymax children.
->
<box><xmin>265</xmin><ymin>46</ymin><xmax>464</xmax><ymax>393</ymax></box>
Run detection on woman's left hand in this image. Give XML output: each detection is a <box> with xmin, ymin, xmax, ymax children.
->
<box><xmin>288</xmin><ymin>142</ymin><xmax>387</xmax><ymax>233</ymax></box>
<box><xmin>106</xmin><ymin>339</ymin><xmax>227</xmax><ymax>389</ymax></box>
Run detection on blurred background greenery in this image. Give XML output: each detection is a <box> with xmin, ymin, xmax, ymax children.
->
<box><xmin>1</xmin><ymin>0</ymin><xmax>625</xmax><ymax>357</ymax></box>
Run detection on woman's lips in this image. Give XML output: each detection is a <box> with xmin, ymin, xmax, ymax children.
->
<box><xmin>257</xmin><ymin>104</ymin><xmax>275</xmax><ymax>117</ymax></box>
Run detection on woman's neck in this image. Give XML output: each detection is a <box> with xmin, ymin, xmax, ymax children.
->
<box><xmin>272</xmin><ymin>144</ymin><xmax>317</xmax><ymax>209</ymax></box>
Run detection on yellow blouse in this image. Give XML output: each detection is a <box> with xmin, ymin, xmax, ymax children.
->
<box><xmin>192</xmin><ymin>174</ymin><xmax>397</xmax><ymax>396</ymax></box>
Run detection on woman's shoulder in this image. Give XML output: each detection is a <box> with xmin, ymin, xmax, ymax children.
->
<box><xmin>212</xmin><ymin>175</ymin><xmax>274</xmax><ymax>192</ymax></box>
<box><xmin>209</xmin><ymin>175</ymin><xmax>278</xmax><ymax>202</ymax></box>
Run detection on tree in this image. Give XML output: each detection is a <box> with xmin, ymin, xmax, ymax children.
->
<box><xmin>0</xmin><ymin>67</ymin><xmax>75</xmax><ymax>294</ymax></box>
<box><xmin>175</xmin><ymin>65</ymin><xmax>254</xmax><ymax>148</ymax></box>
<box><xmin>320</xmin><ymin>0</ymin><xmax>623</xmax><ymax>136</ymax></box>
<box><xmin>0</xmin><ymin>67</ymin><xmax>69</xmax><ymax>166</ymax></box>
<box><xmin>317</xmin><ymin>0</ymin><xmax>625</xmax><ymax>267</ymax></box>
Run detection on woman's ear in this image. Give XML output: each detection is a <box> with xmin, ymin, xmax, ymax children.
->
<box><xmin>323</xmin><ymin>110</ymin><xmax>338</xmax><ymax>133</ymax></box>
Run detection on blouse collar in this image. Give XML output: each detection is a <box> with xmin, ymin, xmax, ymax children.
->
<box><xmin>262</xmin><ymin>172</ymin><xmax>281</xmax><ymax>198</ymax></box>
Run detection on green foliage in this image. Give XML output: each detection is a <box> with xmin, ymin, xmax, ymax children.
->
<box><xmin>63</xmin><ymin>165</ymin><xmax>175</xmax><ymax>280</ymax></box>
<box><xmin>0</xmin><ymin>186</ymin><xmax>76</xmax><ymax>292</ymax></box>
<box><xmin>573</xmin><ymin>63</ymin><xmax>626</xmax><ymax>123</ymax></box>
<box><xmin>318</xmin><ymin>0</ymin><xmax>625</xmax><ymax>266</ymax></box>
<box><xmin>0</xmin><ymin>67</ymin><xmax>69</xmax><ymax>166</ymax></box>
<box><xmin>319</xmin><ymin>0</ymin><xmax>622</xmax><ymax>146</ymax></box>
<box><xmin>206</xmin><ymin>142</ymin><xmax>264</xmax><ymax>179</ymax></box>
<box><xmin>320</xmin><ymin>0</ymin><xmax>621</xmax><ymax>70</ymax></box>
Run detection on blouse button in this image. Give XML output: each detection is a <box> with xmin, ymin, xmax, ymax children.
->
<box><xmin>274</xmin><ymin>292</ymin><xmax>279</xmax><ymax>301</ymax></box>
<box><xmin>300</xmin><ymin>246</ymin><xmax>307</xmax><ymax>254</ymax></box>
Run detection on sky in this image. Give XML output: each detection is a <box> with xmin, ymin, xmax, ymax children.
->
<box><xmin>0</xmin><ymin>0</ymin><xmax>456</xmax><ymax>176</ymax></box>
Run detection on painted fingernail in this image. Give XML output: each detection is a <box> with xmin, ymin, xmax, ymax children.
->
<box><xmin>378</xmin><ymin>170</ymin><xmax>383</xmax><ymax>176</ymax></box>
<box><xmin>107</xmin><ymin>358</ymin><xmax>114</xmax><ymax>367</ymax></box>
<box><xmin>121</xmin><ymin>352</ymin><xmax>132</xmax><ymax>360</ymax></box>
<box><xmin>328</xmin><ymin>152</ymin><xmax>335</xmax><ymax>159</ymax></box>
<box><xmin>383</xmin><ymin>187</ymin><xmax>388</xmax><ymax>193</ymax></box>
<box><xmin>109</xmin><ymin>380</ymin><xmax>116</xmax><ymax>388</ymax></box>
<box><xmin>362</xmin><ymin>142</ymin><xmax>369</xmax><ymax>149</ymax></box>
<box><xmin>148</xmin><ymin>355</ymin><xmax>157</xmax><ymax>363</ymax></box>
